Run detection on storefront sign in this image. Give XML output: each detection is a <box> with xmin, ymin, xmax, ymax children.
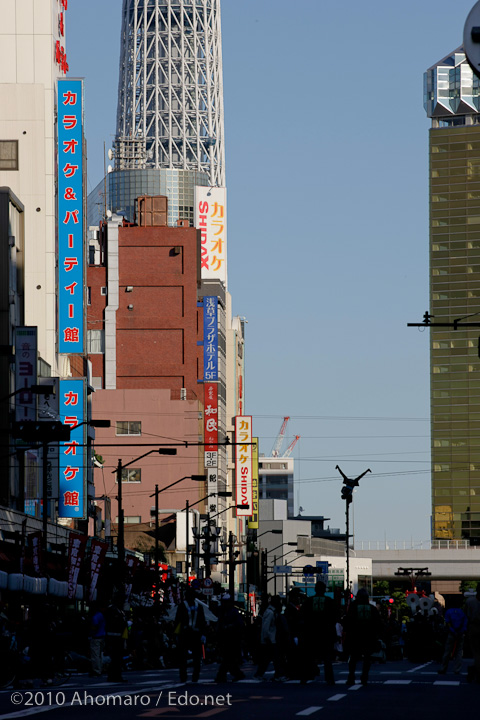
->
<box><xmin>58</xmin><ymin>378</ymin><xmax>85</xmax><ymax>518</ymax></box>
<box><xmin>14</xmin><ymin>327</ymin><xmax>37</xmax><ymax>422</ymax></box>
<box><xmin>235</xmin><ymin>416</ymin><xmax>253</xmax><ymax>517</ymax></box>
<box><xmin>203</xmin><ymin>297</ymin><xmax>218</xmax><ymax>381</ymax></box>
<box><xmin>58</xmin><ymin>78</ymin><xmax>84</xmax><ymax>354</ymax></box>
<box><xmin>195</xmin><ymin>187</ymin><xmax>227</xmax><ymax>284</ymax></box>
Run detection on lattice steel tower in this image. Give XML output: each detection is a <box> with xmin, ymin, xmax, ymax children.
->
<box><xmin>115</xmin><ymin>0</ymin><xmax>225</xmax><ymax>187</ymax></box>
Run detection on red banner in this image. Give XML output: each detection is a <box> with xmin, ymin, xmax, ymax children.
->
<box><xmin>67</xmin><ymin>534</ymin><xmax>87</xmax><ymax>599</ymax></box>
<box><xmin>89</xmin><ymin>539</ymin><xmax>108</xmax><ymax>601</ymax></box>
<box><xmin>29</xmin><ymin>531</ymin><xmax>43</xmax><ymax>576</ymax></box>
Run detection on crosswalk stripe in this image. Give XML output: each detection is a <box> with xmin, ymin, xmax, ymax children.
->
<box><xmin>384</xmin><ymin>680</ymin><xmax>412</xmax><ymax>685</ymax></box>
<box><xmin>296</xmin><ymin>707</ymin><xmax>323</xmax><ymax>716</ymax></box>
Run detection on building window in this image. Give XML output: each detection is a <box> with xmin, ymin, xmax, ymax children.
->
<box><xmin>116</xmin><ymin>420</ymin><xmax>141</xmax><ymax>436</ymax></box>
<box><xmin>116</xmin><ymin>515</ymin><xmax>141</xmax><ymax>523</ymax></box>
<box><xmin>87</xmin><ymin>329</ymin><xmax>105</xmax><ymax>354</ymax></box>
<box><xmin>0</xmin><ymin>140</ymin><xmax>18</xmax><ymax>170</ymax></box>
<box><xmin>118</xmin><ymin>468</ymin><xmax>141</xmax><ymax>483</ymax></box>
<box><xmin>87</xmin><ymin>287</ymin><xmax>91</xmax><ymax>305</ymax></box>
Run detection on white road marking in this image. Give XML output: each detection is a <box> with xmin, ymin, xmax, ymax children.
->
<box><xmin>407</xmin><ymin>662</ymin><xmax>432</xmax><ymax>673</ymax></box>
<box><xmin>327</xmin><ymin>694</ymin><xmax>347</xmax><ymax>701</ymax></box>
<box><xmin>384</xmin><ymin>680</ymin><xmax>412</xmax><ymax>685</ymax></box>
<box><xmin>434</xmin><ymin>681</ymin><xmax>461</xmax><ymax>686</ymax></box>
<box><xmin>296</xmin><ymin>707</ymin><xmax>323</xmax><ymax>716</ymax></box>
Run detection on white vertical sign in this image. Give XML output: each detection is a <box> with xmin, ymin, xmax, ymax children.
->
<box><xmin>235</xmin><ymin>416</ymin><xmax>253</xmax><ymax>517</ymax></box>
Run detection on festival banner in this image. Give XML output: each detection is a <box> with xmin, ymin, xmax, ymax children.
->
<box><xmin>67</xmin><ymin>534</ymin><xmax>88</xmax><ymax>599</ymax></box>
<box><xmin>29</xmin><ymin>531</ymin><xmax>43</xmax><ymax>576</ymax></box>
<box><xmin>89</xmin><ymin>539</ymin><xmax>108</xmax><ymax>601</ymax></box>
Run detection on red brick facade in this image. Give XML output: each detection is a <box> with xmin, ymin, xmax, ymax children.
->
<box><xmin>87</xmin><ymin>223</ymin><xmax>203</xmax><ymax>397</ymax></box>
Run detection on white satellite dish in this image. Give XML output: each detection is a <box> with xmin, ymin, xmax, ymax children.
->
<box><xmin>107</xmin><ymin>165</ymin><xmax>113</xmax><ymax>173</ymax></box>
<box><xmin>106</xmin><ymin>209</ymin><xmax>112</xmax><ymax>218</ymax></box>
<box><xmin>107</xmin><ymin>148</ymin><xmax>114</xmax><ymax>161</ymax></box>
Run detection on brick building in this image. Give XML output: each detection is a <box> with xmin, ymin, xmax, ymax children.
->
<box><xmin>87</xmin><ymin>202</ymin><xmax>205</xmax><ymax>535</ymax></box>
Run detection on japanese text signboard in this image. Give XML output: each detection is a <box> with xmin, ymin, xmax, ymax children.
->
<box><xmin>14</xmin><ymin>327</ymin><xmax>37</xmax><ymax>422</ymax></box>
<box><xmin>203</xmin><ymin>297</ymin><xmax>218</xmax><ymax>381</ymax></box>
<box><xmin>55</xmin><ymin>0</ymin><xmax>69</xmax><ymax>75</ymax></box>
<box><xmin>247</xmin><ymin>437</ymin><xmax>259</xmax><ymax>529</ymax></box>
<box><xmin>195</xmin><ymin>187</ymin><xmax>227</xmax><ymax>285</ymax></box>
<box><xmin>58</xmin><ymin>378</ymin><xmax>85</xmax><ymax>518</ymax></box>
<box><xmin>57</xmin><ymin>78</ymin><xmax>84</xmax><ymax>354</ymax></box>
<box><xmin>235</xmin><ymin>416</ymin><xmax>253</xmax><ymax>517</ymax></box>
<box><xmin>204</xmin><ymin>382</ymin><xmax>218</xmax><ymax>466</ymax></box>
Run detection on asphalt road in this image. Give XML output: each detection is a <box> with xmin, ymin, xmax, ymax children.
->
<box><xmin>0</xmin><ymin>659</ymin><xmax>475</xmax><ymax>720</ymax></box>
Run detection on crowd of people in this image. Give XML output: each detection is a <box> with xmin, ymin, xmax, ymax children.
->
<box><xmin>1</xmin><ymin>581</ymin><xmax>480</xmax><ymax>688</ymax></box>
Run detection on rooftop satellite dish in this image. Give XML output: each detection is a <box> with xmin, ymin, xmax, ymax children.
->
<box><xmin>106</xmin><ymin>209</ymin><xmax>112</xmax><ymax>218</ymax></box>
<box><xmin>107</xmin><ymin>165</ymin><xmax>113</xmax><ymax>173</ymax></box>
<box><xmin>464</xmin><ymin>1</ymin><xmax>480</xmax><ymax>78</ymax></box>
<box><xmin>107</xmin><ymin>148</ymin><xmax>114</xmax><ymax>161</ymax></box>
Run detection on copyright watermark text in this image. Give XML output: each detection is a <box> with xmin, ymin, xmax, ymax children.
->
<box><xmin>11</xmin><ymin>690</ymin><xmax>233</xmax><ymax>709</ymax></box>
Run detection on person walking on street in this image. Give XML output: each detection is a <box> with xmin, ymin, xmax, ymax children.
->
<box><xmin>215</xmin><ymin>594</ymin><xmax>245</xmax><ymax>682</ymax></box>
<box><xmin>89</xmin><ymin>603</ymin><xmax>106</xmax><ymax>677</ymax></box>
<box><xmin>465</xmin><ymin>582</ymin><xmax>480</xmax><ymax>683</ymax></box>
<box><xmin>255</xmin><ymin>595</ymin><xmax>284</xmax><ymax>680</ymax></box>
<box><xmin>438</xmin><ymin>596</ymin><xmax>467</xmax><ymax>675</ymax></box>
<box><xmin>300</xmin><ymin>581</ymin><xmax>336</xmax><ymax>685</ymax></box>
<box><xmin>106</xmin><ymin>594</ymin><xmax>127</xmax><ymax>683</ymax></box>
<box><xmin>174</xmin><ymin>588</ymin><xmax>207</xmax><ymax>683</ymax></box>
<box><xmin>343</xmin><ymin>587</ymin><xmax>381</xmax><ymax>687</ymax></box>
<box><xmin>284</xmin><ymin>588</ymin><xmax>303</xmax><ymax>679</ymax></box>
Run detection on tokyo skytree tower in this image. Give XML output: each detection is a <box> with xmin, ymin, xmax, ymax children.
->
<box><xmin>115</xmin><ymin>0</ymin><xmax>225</xmax><ymax>187</ymax></box>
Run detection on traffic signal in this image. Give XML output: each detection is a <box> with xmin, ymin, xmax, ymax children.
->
<box><xmin>341</xmin><ymin>485</ymin><xmax>354</xmax><ymax>503</ymax></box>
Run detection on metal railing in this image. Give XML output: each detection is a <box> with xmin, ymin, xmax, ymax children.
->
<box><xmin>356</xmin><ymin>539</ymin><xmax>474</xmax><ymax>551</ymax></box>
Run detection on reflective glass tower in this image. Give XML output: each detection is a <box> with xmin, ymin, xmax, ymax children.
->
<box><xmin>424</xmin><ymin>49</ymin><xmax>480</xmax><ymax>544</ymax></box>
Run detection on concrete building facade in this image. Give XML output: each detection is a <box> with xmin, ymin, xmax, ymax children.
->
<box><xmin>0</xmin><ymin>0</ymin><xmax>68</xmax><ymax>372</ymax></box>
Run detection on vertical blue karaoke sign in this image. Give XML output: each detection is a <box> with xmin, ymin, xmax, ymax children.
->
<box><xmin>58</xmin><ymin>78</ymin><xmax>84</xmax><ymax>353</ymax></box>
<box><xmin>59</xmin><ymin>378</ymin><xmax>86</xmax><ymax>519</ymax></box>
<box><xmin>203</xmin><ymin>297</ymin><xmax>218</xmax><ymax>381</ymax></box>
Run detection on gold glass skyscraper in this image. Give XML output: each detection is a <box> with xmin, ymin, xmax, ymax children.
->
<box><xmin>425</xmin><ymin>49</ymin><xmax>480</xmax><ymax>544</ymax></box>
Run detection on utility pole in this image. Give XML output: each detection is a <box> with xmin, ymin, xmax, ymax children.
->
<box><xmin>336</xmin><ymin>465</ymin><xmax>371</xmax><ymax>598</ymax></box>
<box><xmin>116</xmin><ymin>458</ymin><xmax>125</xmax><ymax>566</ymax></box>
<box><xmin>185</xmin><ymin>498</ymin><xmax>190</xmax><ymax>583</ymax></box>
<box><xmin>155</xmin><ymin>483</ymin><xmax>159</xmax><ymax>606</ymax></box>
<box><xmin>204</xmin><ymin>512</ymin><xmax>212</xmax><ymax>579</ymax></box>
<box><xmin>228</xmin><ymin>531</ymin><xmax>234</xmax><ymax>598</ymax></box>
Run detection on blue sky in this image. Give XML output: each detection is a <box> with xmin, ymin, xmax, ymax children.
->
<box><xmin>67</xmin><ymin>0</ymin><xmax>476</xmax><ymax>544</ymax></box>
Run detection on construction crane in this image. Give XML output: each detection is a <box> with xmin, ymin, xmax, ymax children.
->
<box><xmin>283</xmin><ymin>435</ymin><xmax>300</xmax><ymax>458</ymax></box>
<box><xmin>271</xmin><ymin>416</ymin><xmax>290</xmax><ymax>457</ymax></box>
